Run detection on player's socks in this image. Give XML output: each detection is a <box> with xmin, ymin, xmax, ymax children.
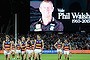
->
<box><xmin>22</xmin><ymin>55</ymin><xmax>23</xmax><ymax>60</ymax></box>
<box><xmin>12</xmin><ymin>54</ymin><xmax>15</xmax><ymax>59</ymax></box>
<box><xmin>23</xmin><ymin>59</ymin><xmax>25</xmax><ymax>60</ymax></box>
<box><xmin>6</xmin><ymin>55</ymin><xmax>8</xmax><ymax>60</ymax></box>
<box><xmin>12</xmin><ymin>54</ymin><xmax>15</xmax><ymax>57</ymax></box>
<box><xmin>65</xmin><ymin>58</ymin><xmax>66</xmax><ymax>60</ymax></box>
<box><xmin>24</xmin><ymin>57</ymin><xmax>27</xmax><ymax>60</ymax></box>
<box><xmin>31</xmin><ymin>57</ymin><xmax>33</xmax><ymax>60</ymax></box>
<box><xmin>35</xmin><ymin>59</ymin><xmax>37</xmax><ymax>60</ymax></box>
<box><xmin>39</xmin><ymin>58</ymin><xmax>41</xmax><ymax>60</ymax></box>
<box><xmin>8</xmin><ymin>58</ymin><xmax>10</xmax><ymax>60</ymax></box>
<box><xmin>24</xmin><ymin>58</ymin><xmax>27</xmax><ymax>60</ymax></box>
<box><xmin>67</xmin><ymin>57</ymin><xmax>69</xmax><ymax>60</ymax></box>
<box><xmin>6</xmin><ymin>58</ymin><xmax>7</xmax><ymax>60</ymax></box>
<box><xmin>29</xmin><ymin>57</ymin><xmax>31</xmax><ymax>60</ymax></box>
<box><xmin>65</xmin><ymin>56</ymin><xmax>67</xmax><ymax>60</ymax></box>
<box><xmin>17</xmin><ymin>57</ymin><xmax>20</xmax><ymax>59</ymax></box>
<box><xmin>60</xmin><ymin>56</ymin><xmax>61</xmax><ymax>59</ymax></box>
<box><xmin>25</xmin><ymin>58</ymin><xmax>27</xmax><ymax>60</ymax></box>
<box><xmin>58</xmin><ymin>58</ymin><xmax>59</xmax><ymax>60</ymax></box>
<box><xmin>39</xmin><ymin>57</ymin><xmax>41</xmax><ymax>60</ymax></box>
<box><xmin>33</xmin><ymin>57</ymin><xmax>34</xmax><ymax>60</ymax></box>
<box><xmin>39</xmin><ymin>55</ymin><xmax>41</xmax><ymax>60</ymax></box>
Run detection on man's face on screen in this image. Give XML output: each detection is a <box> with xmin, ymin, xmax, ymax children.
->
<box><xmin>39</xmin><ymin>1</ymin><xmax>54</xmax><ymax>17</ymax></box>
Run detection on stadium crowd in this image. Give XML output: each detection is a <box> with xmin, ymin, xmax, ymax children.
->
<box><xmin>0</xmin><ymin>32</ymin><xmax>90</xmax><ymax>50</ymax></box>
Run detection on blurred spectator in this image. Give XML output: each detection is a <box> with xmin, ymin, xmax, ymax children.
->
<box><xmin>86</xmin><ymin>40</ymin><xmax>90</xmax><ymax>50</ymax></box>
<box><xmin>0</xmin><ymin>38</ymin><xmax>2</xmax><ymax>50</ymax></box>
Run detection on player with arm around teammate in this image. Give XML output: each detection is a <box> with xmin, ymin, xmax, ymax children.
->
<box><xmin>26</xmin><ymin>37</ymin><xmax>33</xmax><ymax>60</ymax></box>
<box><xmin>31</xmin><ymin>39</ymin><xmax>35</xmax><ymax>60</ymax></box>
<box><xmin>16</xmin><ymin>38</ymin><xmax>21</xmax><ymax>59</ymax></box>
<box><xmin>21</xmin><ymin>36</ymin><xmax>26</xmax><ymax>60</ymax></box>
<box><xmin>11</xmin><ymin>40</ymin><xmax>16</xmax><ymax>59</ymax></box>
<box><xmin>54</xmin><ymin>39</ymin><xmax>63</xmax><ymax>60</ymax></box>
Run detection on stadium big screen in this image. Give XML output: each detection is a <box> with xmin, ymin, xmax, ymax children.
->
<box><xmin>30</xmin><ymin>0</ymin><xmax>90</xmax><ymax>32</ymax></box>
<box><xmin>30</xmin><ymin>0</ymin><xmax>90</xmax><ymax>60</ymax></box>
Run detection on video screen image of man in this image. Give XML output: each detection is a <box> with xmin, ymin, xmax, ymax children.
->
<box><xmin>30</xmin><ymin>0</ymin><xmax>64</xmax><ymax>31</ymax></box>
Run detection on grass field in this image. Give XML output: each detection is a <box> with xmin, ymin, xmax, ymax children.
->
<box><xmin>0</xmin><ymin>54</ymin><xmax>90</xmax><ymax>60</ymax></box>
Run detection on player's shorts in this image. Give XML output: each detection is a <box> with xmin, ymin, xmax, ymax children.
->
<box><xmin>16</xmin><ymin>50</ymin><xmax>21</xmax><ymax>54</ymax></box>
<box><xmin>32</xmin><ymin>50</ymin><xmax>35</xmax><ymax>55</ymax></box>
<box><xmin>64</xmin><ymin>50</ymin><xmax>70</xmax><ymax>55</ymax></box>
<box><xmin>11</xmin><ymin>50</ymin><xmax>15</xmax><ymax>53</ymax></box>
<box><xmin>26</xmin><ymin>50</ymin><xmax>33</xmax><ymax>54</ymax></box>
<box><xmin>21</xmin><ymin>51</ymin><xmax>26</xmax><ymax>55</ymax></box>
<box><xmin>34</xmin><ymin>49</ymin><xmax>42</xmax><ymax>54</ymax></box>
<box><xmin>33</xmin><ymin>50</ymin><xmax>35</xmax><ymax>52</ymax></box>
<box><xmin>4</xmin><ymin>50</ymin><xmax>11</xmax><ymax>55</ymax></box>
<box><xmin>57</xmin><ymin>49</ymin><xmax>62</xmax><ymax>53</ymax></box>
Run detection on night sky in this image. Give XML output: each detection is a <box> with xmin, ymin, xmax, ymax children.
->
<box><xmin>0</xmin><ymin>0</ymin><xmax>29</xmax><ymax>34</ymax></box>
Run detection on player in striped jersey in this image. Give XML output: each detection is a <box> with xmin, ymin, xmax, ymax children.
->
<box><xmin>54</xmin><ymin>39</ymin><xmax>63</xmax><ymax>60</ymax></box>
<box><xmin>3</xmin><ymin>35</ymin><xmax>11</xmax><ymax>60</ymax></box>
<box><xmin>31</xmin><ymin>39</ymin><xmax>35</xmax><ymax>60</ymax></box>
<box><xmin>34</xmin><ymin>35</ymin><xmax>44</xmax><ymax>60</ymax></box>
<box><xmin>11</xmin><ymin>40</ymin><xmax>16</xmax><ymax>59</ymax></box>
<box><xmin>21</xmin><ymin>36</ymin><xmax>26</xmax><ymax>60</ymax></box>
<box><xmin>16</xmin><ymin>38</ymin><xmax>21</xmax><ymax>59</ymax></box>
<box><xmin>63</xmin><ymin>40</ymin><xmax>71</xmax><ymax>60</ymax></box>
<box><xmin>26</xmin><ymin>37</ymin><xmax>33</xmax><ymax>60</ymax></box>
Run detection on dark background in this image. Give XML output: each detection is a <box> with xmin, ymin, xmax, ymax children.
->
<box><xmin>0</xmin><ymin>0</ymin><xmax>29</xmax><ymax>35</ymax></box>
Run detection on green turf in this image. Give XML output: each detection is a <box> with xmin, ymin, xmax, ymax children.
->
<box><xmin>42</xmin><ymin>54</ymin><xmax>90</xmax><ymax>60</ymax></box>
<box><xmin>0</xmin><ymin>54</ymin><xmax>90</xmax><ymax>60</ymax></box>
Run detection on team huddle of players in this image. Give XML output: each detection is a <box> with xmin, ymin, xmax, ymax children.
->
<box><xmin>3</xmin><ymin>35</ymin><xmax>71</xmax><ymax>60</ymax></box>
<box><xmin>3</xmin><ymin>35</ymin><xmax>44</xmax><ymax>60</ymax></box>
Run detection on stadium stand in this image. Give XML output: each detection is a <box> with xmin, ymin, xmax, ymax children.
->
<box><xmin>0</xmin><ymin>32</ymin><xmax>90</xmax><ymax>50</ymax></box>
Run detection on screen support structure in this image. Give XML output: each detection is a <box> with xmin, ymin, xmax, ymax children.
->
<box><xmin>15</xmin><ymin>13</ymin><xmax>17</xmax><ymax>46</ymax></box>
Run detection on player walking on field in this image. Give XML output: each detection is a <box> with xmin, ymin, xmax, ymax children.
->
<box><xmin>63</xmin><ymin>40</ymin><xmax>71</xmax><ymax>60</ymax></box>
<box><xmin>54</xmin><ymin>39</ymin><xmax>63</xmax><ymax>60</ymax></box>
